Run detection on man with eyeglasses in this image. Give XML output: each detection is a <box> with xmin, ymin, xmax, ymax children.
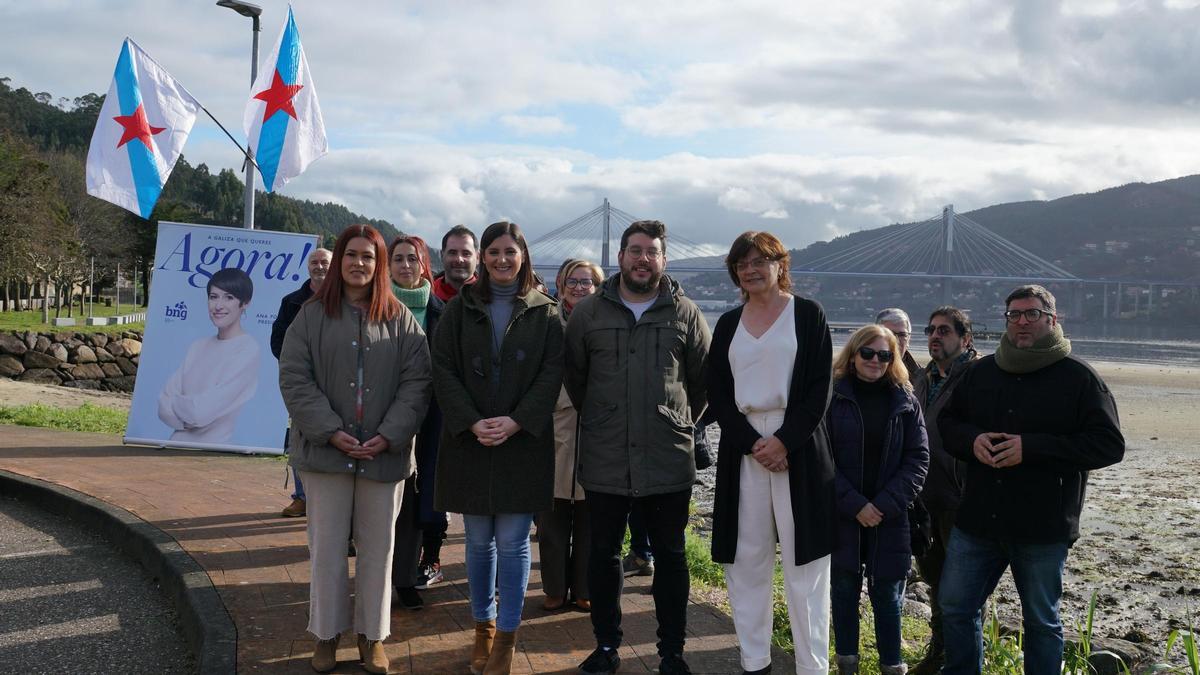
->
<box><xmin>937</xmin><ymin>285</ymin><xmax>1124</xmax><ymax>674</ymax></box>
<box><xmin>908</xmin><ymin>306</ymin><xmax>978</xmax><ymax>675</ymax></box>
<box><xmin>875</xmin><ymin>308</ymin><xmax>918</xmax><ymax>380</ymax></box>
<box><xmin>564</xmin><ymin>220</ymin><xmax>711</xmax><ymax>675</ymax></box>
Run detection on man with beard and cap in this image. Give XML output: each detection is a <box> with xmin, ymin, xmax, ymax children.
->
<box><xmin>432</xmin><ymin>225</ymin><xmax>478</xmax><ymax>302</ymax></box>
<box><xmin>875</xmin><ymin>308</ymin><xmax>918</xmax><ymax>378</ymax></box>
<box><xmin>909</xmin><ymin>305</ymin><xmax>978</xmax><ymax>674</ymax></box>
<box><xmin>271</xmin><ymin>246</ymin><xmax>332</xmax><ymax>518</ymax></box>
<box><xmin>565</xmin><ymin>220</ymin><xmax>711</xmax><ymax>675</ymax></box>
<box><xmin>938</xmin><ymin>285</ymin><xmax>1124</xmax><ymax>674</ymax></box>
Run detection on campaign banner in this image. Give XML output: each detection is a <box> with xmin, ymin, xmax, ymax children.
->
<box><xmin>125</xmin><ymin>221</ymin><xmax>319</xmax><ymax>454</ymax></box>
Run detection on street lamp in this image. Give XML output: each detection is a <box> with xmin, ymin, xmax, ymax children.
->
<box><xmin>217</xmin><ymin>0</ymin><xmax>262</xmax><ymax>230</ymax></box>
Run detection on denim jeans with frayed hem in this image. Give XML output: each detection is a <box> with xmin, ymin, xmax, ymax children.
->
<box><xmin>462</xmin><ymin>513</ymin><xmax>534</xmax><ymax>632</ymax></box>
<box><xmin>939</xmin><ymin>527</ymin><xmax>1069</xmax><ymax>675</ymax></box>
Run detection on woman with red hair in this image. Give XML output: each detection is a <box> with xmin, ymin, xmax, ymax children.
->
<box><xmin>280</xmin><ymin>225</ymin><xmax>432</xmax><ymax>674</ymax></box>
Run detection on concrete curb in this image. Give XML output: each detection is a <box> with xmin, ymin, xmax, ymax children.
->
<box><xmin>0</xmin><ymin>469</ymin><xmax>237</xmax><ymax>674</ymax></box>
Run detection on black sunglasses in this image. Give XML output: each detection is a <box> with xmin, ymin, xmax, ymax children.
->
<box><xmin>924</xmin><ymin>325</ymin><xmax>955</xmax><ymax>337</ymax></box>
<box><xmin>857</xmin><ymin>346</ymin><xmax>894</xmax><ymax>363</ymax></box>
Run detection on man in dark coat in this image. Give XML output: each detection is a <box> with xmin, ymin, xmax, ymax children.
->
<box><xmin>909</xmin><ymin>305</ymin><xmax>978</xmax><ymax>675</ymax></box>
<box><xmin>431</xmin><ymin>225</ymin><xmax>477</xmax><ymax>302</ymax></box>
<box><xmin>564</xmin><ymin>220</ymin><xmax>710</xmax><ymax>675</ymax></box>
<box><xmin>938</xmin><ymin>286</ymin><xmax>1124</xmax><ymax>674</ymax></box>
<box><xmin>269</xmin><ymin>246</ymin><xmax>330</xmax><ymax>518</ymax></box>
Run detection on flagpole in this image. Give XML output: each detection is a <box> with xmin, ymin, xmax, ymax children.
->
<box><xmin>217</xmin><ymin>0</ymin><xmax>262</xmax><ymax>230</ymax></box>
<box><xmin>197</xmin><ymin>105</ymin><xmax>262</xmax><ymax>173</ymax></box>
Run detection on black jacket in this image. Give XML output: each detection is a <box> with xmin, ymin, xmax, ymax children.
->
<box><xmin>910</xmin><ymin>350</ymin><xmax>977</xmax><ymax>511</ymax></box>
<box><xmin>270</xmin><ymin>281</ymin><xmax>315</xmax><ymax>359</ymax></box>
<box><xmin>938</xmin><ymin>354</ymin><xmax>1124</xmax><ymax>544</ymax></box>
<box><xmin>708</xmin><ymin>296</ymin><xmax>836</xmax><ymax>566</ymax></box>
<box><xmin>413</xmin><ymin>294</ymin><xmax>445</xmax><ymax>526</ymax></box>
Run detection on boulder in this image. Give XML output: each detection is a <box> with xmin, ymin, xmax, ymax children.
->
<box><xmin>24</xmin><ymin>351</ymin><xmax>61</xmax><ymax>369</ymax></box>
<box><xmin>0</xmin><ymin>334</ymin><xmax>28</xmax><ymax>355</ymax></box>
<box><xmin>62</xmin><ymin>379</ymin><xmax>103</xmax><ymax>390</ymax></box>
<box><xmin>117</xmin><ymin>338</ymin><xmax>142</xmax><ymax>356</ymax></box>
<box><xmin>34</xmin><ymin>335</ymin><xmax>51</xmax><ymax>352</ymax></box>
<box><xmin>107</xmin><ymin>342</ymin><xmax>126</xmax><ymax>357</ymax></box>
<box><xmin>902</xmin><ymin>598</ymin><xmax>932</xmax><ymax>621</ymax></box>
<box><xmin>72</xmin><ymin>363</ymin><xmax>106</xmax><ymax>380</ymax></box>
<box><xmin>73</xmin><ymin>345</ymin><xmax>98</xmax><ymax>364</ymax></box>
<box><xmin>95</xmin><ymin>347</ymin><xmax>115</xmax><ymax>363</ymax></box>
<box><xmin>23</xmin><ymin>331</ymin><xmax>37</xmax><ymax>349</ymax></box>
<box><xmin>100</xmin><ymin>363</ymin><xmax>123</xmax><ymax>378</ymax></box>
<box><xmin>53</xmin><ymin>331</ymin><xmax>73</xmax><ymax>343</ymax></box>
<box><xmin>115</xmin><ymin>357</ymin><xmax>138</xmax><ymax>376</ymax></box>
<box><xmin>104</xmin><ymin>375</ymin><xmax>136</xmax><ymax>393</ymax></box>
<box><xmin>18</xmin><ymin>368</ymin><xmax>61</xmax><ymax>385</ymax></box>
<box><xmin>89</xmin><ymin>333</ymin><xmax>109</xmax><ymax>348</ymax></box>
<box><xmin>0</xmin><ymin>354</ymin><xmax>25</xmax><ymax>377</ymax></box>
<box><xmin>47</xmin><ymin>343</ymin><xmax>69</xmax><ymax>362</ymax></box>
<box><xmin>63</xmin><ymin>338</ymin><xmax>83</xmax><ymax>350</ymax></box>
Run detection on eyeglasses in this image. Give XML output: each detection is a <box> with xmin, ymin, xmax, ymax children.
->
<box><xmin>1004</xmin><ymin>308</ymin><xmax>1054</xmax><ymax>323</ymax></box>
<box><xmin>564</xmin><ymin>278</ymin><xmax>594</xmax><ymax>289</ymax></box>
<box><xmin>857</xmin><ymin>347</ymin><xmax>894</xmax><ymax>363</ymax></box>
<box><xmin>734</xmin><ymin>258</ymin><xmax>777</xmax><ymax>273</ymax></box>
<box><xmin>891</xmin><ymin>331</ymin><xmax>910</xmax><ymax>340</ymax></box>
<box><xmin>924</xmin><ymin>325</ymin><xmax>955</xmax><ymax>337</ymax></box>
<box><xmin>624</xmin><ymin>247</ymin><xmax>662</xmax><ymax>260</ymax></box>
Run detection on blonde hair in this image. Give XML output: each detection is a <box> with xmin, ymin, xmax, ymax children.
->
<box><xmin>833</xmin><ymin>324</ymin><xmax>912</xmax><ymax>392</ymax></box>
<box><xmin>563</xmin><ymin>259</ymin><xmax>605</xmax><ymax>286</ymax></box>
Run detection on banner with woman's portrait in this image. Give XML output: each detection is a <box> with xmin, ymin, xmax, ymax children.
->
<box><xmin>125</xmin><ymin>221</ymin><xmax>319</xmax><ymax>454</ymax></box>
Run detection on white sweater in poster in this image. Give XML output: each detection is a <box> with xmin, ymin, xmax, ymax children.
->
<box><xmin>157</xmin><ymin>332</ymin><xmax>261</xmax><ymax>444</ymax></box>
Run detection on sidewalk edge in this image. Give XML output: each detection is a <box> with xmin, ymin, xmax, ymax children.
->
<box><xmin>0</xmin><ymin>469</ymin><xmax>237</xmax><ymax>675</ymax></box>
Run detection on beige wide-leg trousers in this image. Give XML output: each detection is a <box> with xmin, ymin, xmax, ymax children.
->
<box><xmin>299</xmin><ymin>470</ymin><xmax>404</xmax><ymax>641</ymax></box>
<box><xmin>723</xmin><ymin>410</ymin><xmax>831</xmax><ymax>675</ymax></box>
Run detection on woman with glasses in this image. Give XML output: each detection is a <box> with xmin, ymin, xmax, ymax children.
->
<box><xmin>826</xmin><ymin>324</ymin><xmax>929</xmax><ymax>675</ymax></box>
<box><xmin>538</xmin><ymin>259</ymin><xmax>604</xmax><ymax>612</ymax></box>
<box><xmin>707</xmin><ymin>231</ymin><xmax>837</xmax><ymax>675</ymax></box>
<box><xmin>432</xmin><ymin>221</ymin><xmax>563</xmax><ymax>674</ymax></box>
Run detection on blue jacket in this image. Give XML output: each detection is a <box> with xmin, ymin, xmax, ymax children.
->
<box><xmin>827</xmin><ymin>376</ymin><xmax>929</xmax><ymax>580</ymax></box>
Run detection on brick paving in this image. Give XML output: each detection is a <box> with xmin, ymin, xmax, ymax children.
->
<box><xmin>0</xmin><ymin>425</ymin><xmax>793</xmax><ymax>674</ymax></box>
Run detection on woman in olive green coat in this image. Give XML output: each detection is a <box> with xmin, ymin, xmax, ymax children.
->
<box><xmin>432</xmin><ymin>221</ymin><xmax>563</xmax><ymax>675</ymax></box>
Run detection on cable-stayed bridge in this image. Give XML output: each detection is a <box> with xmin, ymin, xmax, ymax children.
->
<box><xmin>528</xmin><ymin>200</ymin><xmax>1195</xmax><ymax>320</ymax></box>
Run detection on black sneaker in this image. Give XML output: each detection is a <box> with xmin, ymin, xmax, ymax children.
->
<box><xmin>621</xmin><ymin>552</ymin><xmax>654</xmax><ymax>577</ymax></box>
<box><xmin>414</xmin><ymin>561</ymin><xmax>443</xmax><ymax>589</ymax></box>
<box><xmin>579</xmin><ymin>646</ymin><xmax>621</xmax><ymax>674</ymax></box>
<box><xmin>396</xmin><ymin>586</ymin><xmax>423</xmax><ymax>610</ymax></box>
<box><xmin>659</xmin><ymin>654</ymin><xmax>691</xmax><ymax>675</ymax></box>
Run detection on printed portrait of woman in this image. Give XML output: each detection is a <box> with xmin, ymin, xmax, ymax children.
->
<box><xmin>157</xmin><ymin>267</ymin><xmax>262</xmax><ymax>445</ymax></box>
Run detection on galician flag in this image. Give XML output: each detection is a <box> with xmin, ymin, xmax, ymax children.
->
<box><xmin>86</xmin><ymin>38</ymin><xmax>200</xmax><ymax>219</ymax></box>
<box><xmin>243</xmin><ymin>6</ymin><xmax>327</xmax><ymax>193</ymax></box>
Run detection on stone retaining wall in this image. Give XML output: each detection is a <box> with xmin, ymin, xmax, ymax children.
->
<box><xmin>0</xmin><ymin>330</ymin><xmax>141</xmax><ymax>393</ymax></box>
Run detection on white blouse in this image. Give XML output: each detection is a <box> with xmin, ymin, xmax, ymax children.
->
<box><xmin>728</xmin><ymin>296</ymin><xmax>796</xmax><ymax>414</ymax></box>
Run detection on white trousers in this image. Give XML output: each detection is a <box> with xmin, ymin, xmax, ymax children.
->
<box><xmin>723</xmin><ymin>410</ymin><xmax>831</xmax><ymax>675</ymax></box>
<box><xmin>300</xmin><ymin>470</ymin><xmax>404</xmax><ymax>641</ymax></box>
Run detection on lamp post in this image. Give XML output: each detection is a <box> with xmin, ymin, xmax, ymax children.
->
<box><xmin>217</xmin><ymin>0</ymin><xmax>262</xmax><ymax>230</ymax></box>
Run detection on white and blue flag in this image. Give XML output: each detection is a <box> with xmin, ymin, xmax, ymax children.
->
<box><xmin>85</xmin><ymin>38</ymin><xmax>200</xmax><ymax>219</ymax></box>
<box><xmin>243</xmin><ymin>6</ymin><xmax>327</xmax><ymax>192</ymax></box>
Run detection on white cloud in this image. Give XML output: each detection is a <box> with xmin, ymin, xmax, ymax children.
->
<box><xmin>499</xmin><ymin>114</ymin><xmax>575</xmax><ymax>136</ymax></box>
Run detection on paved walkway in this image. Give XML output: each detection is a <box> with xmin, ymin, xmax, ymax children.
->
<box><xmin>0</xmin><ymin>425</ymin><xmax>792</xmax><ymax>674</ymax></box>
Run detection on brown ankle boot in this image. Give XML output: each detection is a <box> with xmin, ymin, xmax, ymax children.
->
<box><xmin>470</xmin><ymin>620</ymin><xmax>497</xmax><ymax>675</ymax></box>
<box><xmin>311</xmin><ymin>634</ymin><xmax>339</xmax><ymax>672</ymax></box>
<box><xmin>357</xmin><ymin>634</ymin><xmax>390</xmax><ymax>674</ymax></box>
<box><xmin>483</xmin><ymin>629</ymin><xmax>517</xmax><ymax>675</ymax></box>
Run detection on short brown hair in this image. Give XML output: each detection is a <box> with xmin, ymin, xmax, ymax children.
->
<box><xmin>725</xmin><ymin>231</ymin><xmax>792</xmax><ymax>296</ymax></box>
<box><xmin>1005</xmin><ymin>284</ymin><xmax>1057</xmax><ymax>313</ymax></box>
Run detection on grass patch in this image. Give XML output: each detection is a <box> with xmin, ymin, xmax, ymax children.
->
<box><xmin>0</xmin><ymin>307</ymin><xmax>145</xmax><ymax>335</ymax></box>
<box><xmin>0</xmin><ymin>403</ymin><xmax>127</xmax><ymax>434</ymax></box>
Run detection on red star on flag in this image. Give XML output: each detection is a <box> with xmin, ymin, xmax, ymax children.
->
<box><xmin>113</xmin><ymin>104</ymin><xmax>166</xmax><ymax>149</ymax></box>
<box><xmin>254</xmin><ymin>70</ymin><xmax>304</xmax><ymax>123</ymax></box>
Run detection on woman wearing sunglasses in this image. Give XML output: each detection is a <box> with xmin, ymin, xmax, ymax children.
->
<box><xmin>827</xmin><ymin>325</ymin><xmax>929</xmax><ymax>675</ymax></box>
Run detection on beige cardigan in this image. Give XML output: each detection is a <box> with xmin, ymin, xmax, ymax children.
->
<box><xmin>279</xmin><ymin>298</ymin><xmax>432</xmax><ymax>482</ymax></box>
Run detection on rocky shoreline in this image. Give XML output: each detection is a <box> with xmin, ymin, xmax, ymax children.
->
<box><xmin>0</xmin><ymin>330</ymin><xmax>143</xmax><ymax>393</ymax></box>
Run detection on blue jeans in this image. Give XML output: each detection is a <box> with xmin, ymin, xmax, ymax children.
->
<box><xmin>830</xmin><ymin>570</ymin><xmax>905</xmax><ymax>665</ymax></box>
<box><xmin>462</xmin><ymin>513</ymin><xmax>534</xmax><ymax>632</ymax></box>
<box><xmin>291</xmin><ymin>467</ymin><xmax>306</xmax><ymax>501</ymax></box>
<box><xmin>939</xmin><ymin>527</ymin><xmax>1069</xmax><ymax>675</ymax></box>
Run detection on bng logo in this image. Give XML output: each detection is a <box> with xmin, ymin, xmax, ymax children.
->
<box><xmin>164</xmin><ymin>301</ymin><xmax>188</xmax><ymax>321</ymax></box>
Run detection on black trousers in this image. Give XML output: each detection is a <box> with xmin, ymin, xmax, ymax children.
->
<box><xmin>915</xmin><ymin>507</ymin><xmax>958</xmax><ymax>651</ymax></box>
<box><xmin>586</xmin><ymin>487</ymin><xmax>691</xmax><ymax>657</ymax></box>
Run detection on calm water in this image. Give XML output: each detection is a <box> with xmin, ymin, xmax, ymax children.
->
<box><xmin>700</xmin><ymin>312</ymin><xmax>1200</xmax><ymax>367</ymax></box>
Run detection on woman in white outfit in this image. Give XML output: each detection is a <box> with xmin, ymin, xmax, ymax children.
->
<box><xmin>157</xmin><ymin>267</ymin><xmax>260</xmax><ymax>444</ymax></box>
<box><xmin>707</xmin><ymin>231</ymin><xmax>836</xmax><ymax>675</ymax></box>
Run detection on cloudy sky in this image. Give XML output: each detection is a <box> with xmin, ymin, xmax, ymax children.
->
<box><xmin>4</xmin><ymin>0</ymin><xmax>1200</xmax><ymax>254</ymax></box>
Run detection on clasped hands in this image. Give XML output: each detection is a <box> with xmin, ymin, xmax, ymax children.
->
<box><xmin>471</xmin><ymin>416</ymin><xmax>521</xmax><ymax>446</ymax></box>
<box><xmin>973</xmin><ymin>432</ymin><xmax>1024</xmax><ymax>468</ymax></box>
<box><xmin>330</xmin><ymin>430</ymin><xmax>389</xmax><ymax>460</ymax></box>
<box><xmin>751</xmin><ymin>434</ymin><xmax>788</xmax><ymax>473</ymax></box>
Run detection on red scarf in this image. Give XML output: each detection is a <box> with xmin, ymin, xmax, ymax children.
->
<box><xmin>432</xmin><ymin>274</ymin><xmax>474</xmax><ymax>302</ymax></box>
